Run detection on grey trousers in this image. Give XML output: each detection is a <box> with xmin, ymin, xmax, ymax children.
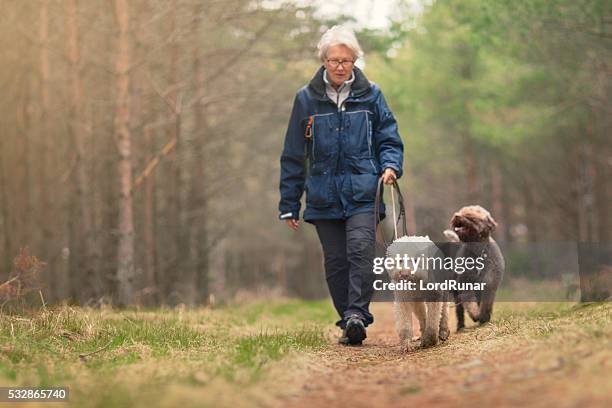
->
<box><xmin>314</xmin><ymin>212</ymin><xmax>376</xmax><ymax>329</ymax></box>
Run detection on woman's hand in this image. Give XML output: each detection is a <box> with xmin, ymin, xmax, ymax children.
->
<box><xmin>382</xmin><ymin>168</ymin><xmax>397</xmax><ymax>185</ymax></box>
<box><xmin>285</xmin><ymin>219</ymin><xmax>300</xmax><ymax>231</ymax></box>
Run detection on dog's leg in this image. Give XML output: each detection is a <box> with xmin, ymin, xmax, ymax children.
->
<box><xmin>476</xmin><ymin>284</ymin><xmax>499</xmax><ymax>324</ymax></box>
<box><xmin>413</xmin><ymin>301</ymin><xmax>427</xmax><ymax>340</ymax></box>
<box><xmin>464</xmin><ymin>301</ymin><xmax>480</xmax><ymax>322</ymax></box>
<box><xmin>439</xmin><ymin>302</ymin><xmax>450</xmax><ymax>341</ymax></box>
<box><xmin>456</xmin><ymin>302</ymin><xmax>465</xmax><ymax>331</ymax></box>
<box><xmin>421</xmin><ymin>301</ymin><xmax>442</xmax><ymax>348</ymax></box>
<box><xmin>394</xmin><ymin>296</ymin><xmax>413</xmax><ymax>346</ymax></box>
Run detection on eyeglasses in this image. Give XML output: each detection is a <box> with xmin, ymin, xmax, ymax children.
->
<box><xmin>326</xmin><ymin>59</ymin><xmax>355</xmax><ymax>69</ymax></box>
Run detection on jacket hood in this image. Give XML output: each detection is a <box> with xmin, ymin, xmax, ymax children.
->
<box><xmin>308</xmin><ymin>65</ymin><xmax>372</xmax><ymax>100</ymax></box>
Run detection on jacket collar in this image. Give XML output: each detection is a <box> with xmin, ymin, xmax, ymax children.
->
<box><xmin>308</xmin><ymin>65</ymin><xmax>371</xmax><ymax>101</ymax></box>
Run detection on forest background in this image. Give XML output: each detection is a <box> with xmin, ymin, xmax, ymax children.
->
<box><xmin>0</xmin><ymin>0</ymin><xmax>609</xmax><ymax>306</ymax></box>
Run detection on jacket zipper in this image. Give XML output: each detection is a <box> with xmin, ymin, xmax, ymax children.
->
<box><xmin>367</xmin><ymin>113</ymin><xmax>376</xmax><ymax>173</ymax></box>
<box><xmin>312</xmin><ymin>118</ymin><xmax>316</xmax><ymax>162</ymax></box>
<box><xmin>367</xmin><ymin>112</ymin><xmax>372</xmax><ymax>155</ymax></box>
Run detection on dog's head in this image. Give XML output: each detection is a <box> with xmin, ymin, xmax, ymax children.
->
<box><xmin>450</xmin><ymin>205</ymin><xmax>497</xmax><ymax>242</ymax></box>
<box><xmin>386</xmin><ymin>235</ymin><xmax>438</xmax><ymax>283</ymax></box>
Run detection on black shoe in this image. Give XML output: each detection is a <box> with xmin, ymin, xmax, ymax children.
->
<box><xmin>344</xmin><ymin>315</ymin><xmax>367</xmax><ymax>345</ymax></box>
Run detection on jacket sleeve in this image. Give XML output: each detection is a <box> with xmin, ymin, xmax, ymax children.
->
<box><xmin>373</xmin><ymin>90</ymin><xmax>404</xmax><ymax>179</ymax></box>
<box><xmin>278</xmin><ymin>93</ymin><xmax>308</xmax><ymax>220</ymax></box>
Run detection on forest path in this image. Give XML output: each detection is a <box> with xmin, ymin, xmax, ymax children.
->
<box><xmin>277</xmin><ymin>302</ymin><xmax>611</xmax><ymax>408</ymax></box>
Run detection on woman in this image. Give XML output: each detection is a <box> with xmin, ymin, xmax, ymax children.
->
<box><xmin>278</xmin><ymin>25</ymin><xmax>403</xmax><ymax>345</ymax></box>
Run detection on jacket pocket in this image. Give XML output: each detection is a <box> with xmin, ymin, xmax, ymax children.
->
<box><xmin>312</xmin><ymin>114</ymin><xmax>338</xmax><ymax>162</ymax></box>
<box><xmin>350</xmin><ymin>173</ymin><xmax>379</xmax><ymax>203</ymax></box>
<box><xmin>305</xmin><ymin>173</ymin><xmax>333</xmax><ymax>208</ymax></box>
<box><xmin>348</xmin><ymin>157</ymin><xmax>379</xmax><ymax>174</ymax></box>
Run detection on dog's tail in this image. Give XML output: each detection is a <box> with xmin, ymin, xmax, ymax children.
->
<box><xmin>443</xmin><ymin>229</ymin><xmax>460</xmax><ymax>242</ymax></box>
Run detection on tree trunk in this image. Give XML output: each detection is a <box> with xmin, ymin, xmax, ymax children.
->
<box><xmin>583</xmin><ymin>121</ymin><xmax>598</xmax><ymax>242</ymax></box>
<box><xmin>461</xmin><ymin>130</ymin><xmax>479</xmax><ymax>203</ymax></box>
<box><xmin>491</xmin><ymin>159</ymin><xmax>507</xmax><ymax>244</ymax></box>
<box><xmin>114</xmin><ymin>0</ymin><xmax>134</xmax><ymax>306</ymax></box>
<box><xmin>191</xmin><ymin>3</ymin><xmax>209</xmax><ymax>304</ymax></box>
<box><xmin>21</xmin><ymin>76</ymin><xmax>33</xmax><ymax>259</ymax></box>
<box><xmin>39</xmin><ymin>0</ymin><xmax>57</xmax><ymax>297</ymax></box>
<box><xmin>0</xmin><ymin>144</ymin><xmax>10</xmax><ymax>275</ymax></box>
<box><xmin>593</xmin><ymin>144</ymin><xmax>610</xmax><ymax>243</ymax></box>
<box><xmin>167</xmin><ymin>0</ymin><xmax>189</xmax><ymax>304</ymax></box>
<box><xmin>67</xmin><ymin>0</ymin><xmax>95</xmax><ymax>301</ymax></box>
<box><xmin>523</xmin><ymin>174</ymin><xmax>539</xmax><ymax>243</ymax></box>
<box><xmin>143</xmin><ymin>124</ymin><xmax>157</xmax><ymax>302</ymax></box>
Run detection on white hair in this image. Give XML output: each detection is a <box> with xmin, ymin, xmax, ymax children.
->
<box><xmin>317</xmin><ymin>25</ymin><xmax>364</xmax><ymax>62</ymax></box>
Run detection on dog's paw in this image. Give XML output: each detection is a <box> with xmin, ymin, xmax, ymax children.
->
<box><xmin>400</xmin><ymin>340</ymin><xmax>419</xmax><ymax>353</ymax></box>
<box><xmin>420</xmin><ymin>330</ymin><xmax>439</xmax><ymax>348</ymax></box>
<box><xmin>478</xmin><ymin>314</ymin><xmax>491</xmax><ymax>325</ymax></box>
<box><xmin>398</xmin><ymin>329</ymin><xmax>412</xmax><ymax>343</ymax></box>
<box><xmin>439</xmin><ymin>327</ymin><xmax>450</xmax><ymax>341</ymax></box>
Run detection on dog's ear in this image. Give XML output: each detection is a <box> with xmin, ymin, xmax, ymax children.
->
<box><xmin>483</xmin><ymin>213</ymin><xmax>498</xmax><ymax>235</ymax></box>
<box><xmin>450</xmin><ymin>212</ymin><xmax>461</xmax><ymax>228</ymax></box>
<box><xmin>469</xmin><ymin>205</ymin><xmax>497</xmax><ymax>237</ymax></box>
<box><xmin>443</xmin><ymin>229</ymin><xmax>460</xmax><ymax>242</ymax></box>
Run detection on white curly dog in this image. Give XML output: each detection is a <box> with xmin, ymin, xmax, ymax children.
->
<box><xmin>386</xmin><ymin>235</ymin><xmax>450</xmax><ymax>350</ymax></box>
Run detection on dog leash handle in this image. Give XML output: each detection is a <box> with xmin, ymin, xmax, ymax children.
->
<box><xmin>391</xmin><ymin>186</ymin><xmax>398</xmax><ymax>240</ymax></box>
<box><xmin>374</xmin><ymin>177</ymin><xmax>408</xmax><ymax>247</ymax></box>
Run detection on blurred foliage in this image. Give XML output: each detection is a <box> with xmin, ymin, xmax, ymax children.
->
<box><xmin>366</xmin><ymin>0</ymin><xmax>610</xmax><ymax>243</ymax></box>
<box><xmin>0</xmin><ymin>0</ymin><xmax>609</xmax><ymax>304</ymax></box>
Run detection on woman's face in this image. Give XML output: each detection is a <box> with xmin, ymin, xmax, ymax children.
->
<box><xmin>323</xmin><ymin>45</ymin><xmax>356</xmax><ymax>87</ymax></box>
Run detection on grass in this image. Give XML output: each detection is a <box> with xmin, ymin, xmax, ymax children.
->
<box><xmin>0</xmin><ymin>299</ymin><xmax>609</xmax><ymax>407</ymax></box>
<box><xmin>496</xmin><ymin>277</ymin><xmax>581</xmax><ymax>301</ymax></box>
<box><xmin>0</xmin><ymin>299</ymin><xmax>337</xmax><ymax>407</ymax></box>
<box><xmin>445</xmin><ymin>301</ymin><xmax>612</xmax><ymax>372</ymax></box>
<box><xmin>229</xmin><ymin>327</ymin><xmax>327</xmax><ymax>380</ymax></box>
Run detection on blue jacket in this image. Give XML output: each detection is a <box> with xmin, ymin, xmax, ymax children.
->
<box><xmin>279</xmin><ymin>66</ymin><xmax>403</xmax><ymax>223</ymax></box>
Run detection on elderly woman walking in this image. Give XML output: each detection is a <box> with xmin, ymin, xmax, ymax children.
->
<box><xmin>278</xmin><ymin>25</ymin><xmax>403</xmax><ymax>345</ymax></box>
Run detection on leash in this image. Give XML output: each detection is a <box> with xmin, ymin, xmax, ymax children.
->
<box><xmin>391</xmin><ymin>186</ymin><xmax>398</xmax><ymax>240</ymax></box>
<box><xmin>374</xmin><ymin>177</ymin><xmax>408</xmax><ymax>247</ymax></box>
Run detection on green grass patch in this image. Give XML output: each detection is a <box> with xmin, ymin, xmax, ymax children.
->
<box><xmin>486</xmin><ymin>302</ymin><xmax>611</xmax><ymax>342</ymax></box>
<box><xmin>0</xmin><ymin>308</ymin><xmax>208</xmax><ymax>367</ymax></box>
<box><xmin>229</xmin><ymin>299</ymin><xmax>337</xmax><ymax>326</ymax></box>
<box><xmin>0</xmin><ymin>299</ymin><xmax>334</xmax><ymax>406</ymax></box>
<box><xmin>233</xmin><ymin>327</ymin><xmax>327</xmax><ymax>367</ymax></box>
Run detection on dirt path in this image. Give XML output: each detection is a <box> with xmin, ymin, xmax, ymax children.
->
<box><xmin>278</xmin><ymin>303</ymin><xmax>611</xmax><ymax>408</ymax></box>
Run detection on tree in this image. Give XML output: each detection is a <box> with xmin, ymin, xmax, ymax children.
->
<box><xmin>114</xmin><ymin>0</ymin><xmax>135</xmax><ymax>305</ymax></box>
